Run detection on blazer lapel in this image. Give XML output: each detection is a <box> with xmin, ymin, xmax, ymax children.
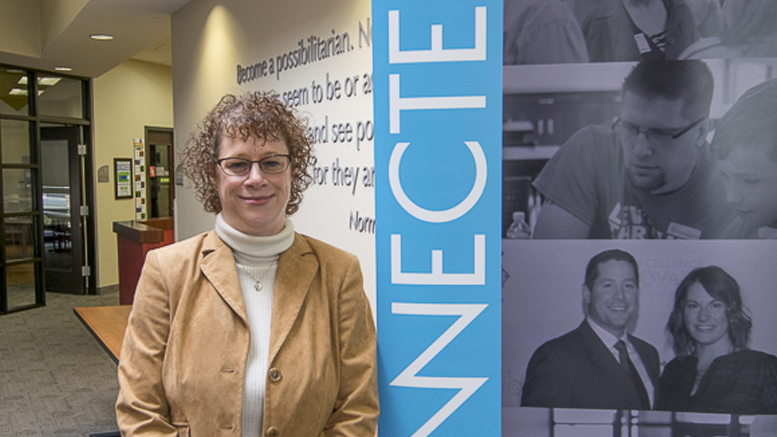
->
<box><xmin>579</xmin><ymin>322</ymin><xmax>624</xmax><ymax>375</ymax></box>
<box><xmin>579</xmin><ymin>322</ymin><xmax>641</xmax><ymax>400</ymax></box>
<box><xmin>199</xmin><ymin>230</ymin><xmax>248</xmax><ymax>324</ymax></box>
<box><xmin>268</xmin><ymin>234</ymin><xmax>317</xmax><ymax>363</ymax></box>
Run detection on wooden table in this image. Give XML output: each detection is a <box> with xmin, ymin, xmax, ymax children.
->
<box><xmin>74</xmin><ymin>305</ymin><xmax>132</xmax><ymax>364</ymax></box>
<box><xmin>73</xmin><ymin>305</ymin><xmax>131</xmax><ymax>437</ymax></box>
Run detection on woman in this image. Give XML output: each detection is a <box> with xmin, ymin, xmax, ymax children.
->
<box><xmin>582</xmin><ymin>0</ymin><xmax>697</xmax><ymax>62</ymax></box>
<box><xmin>116</xmin><ymin>92</ymin><xmax>379</xmax><ymax>436</ymax></box>
<box><xmin>680</xmin><ymin>0</ymin><xmax>777</xmax><ymax>59</ymax></box>
<box><xmin>656</xmin><ymin>266</ymin><xmax>777</xmax><ymax>414</ymax></box>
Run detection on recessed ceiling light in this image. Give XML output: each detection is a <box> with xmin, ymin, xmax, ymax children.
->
<box><xmin>9</xmin><ymin>89</ymin><xmax>43</xmax><ymax>96</ymax></box>
<box><xmin>39</xmin><ymin>77</ymin><xmax>62</xmax><ymax>86</ymax></box>
<box><xmin>17</xmin><ymin>77</ymin><xmax>61</xmax><ymax>86</ymax></box>
<box><xmin>90</xmin><ymin>34</ymin><xmax>114</xmax><ymax>41</ymax></box>
<box><xmin>54</xmin><ymin>66</ymin><xmax>72</xmax><ymax>72</ymax></box>
<box><xmin>7</xmin><ymin>69</ymin><xmax>24</xmax><ymax>74</ymax></box>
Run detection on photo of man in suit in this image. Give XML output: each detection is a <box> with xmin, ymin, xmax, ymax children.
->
<box><xmin>521</xmin><ymin>249</ymin><xmax>660</xmax><ymax>410</ymax></box>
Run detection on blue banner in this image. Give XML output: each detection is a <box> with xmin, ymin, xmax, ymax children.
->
<box><xmin>373</xmin><ymin>2</ymin><xmax>502</xmax><ymax>436</ymax></box>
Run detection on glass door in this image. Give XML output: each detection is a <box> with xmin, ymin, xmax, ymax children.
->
<box><xmin>1</xmin><ymin>66</ymin><xmax>93</xmax><ymax>314</ymax></box>
<box><xmin>1</xmin><ymin>67</ymin><xmax>43</xmax><ymax>313</ymax></box>
<box><xmin>2</xmin><ymin>118</ymin><xmax>43</xmax><ymax>312</ymax></box>
<box><xmin>40</xmin><ymin>125</ymin><xmax>84</xmax><ymax>294</ymax></box>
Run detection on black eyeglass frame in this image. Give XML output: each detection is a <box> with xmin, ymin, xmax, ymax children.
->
<box><xmin>611</xmin><ymin>117</ymin><xmax>706</xmax><ymax>141</ymax></box>
<box><xmin>216</xmin><ymin>154</ymin><xmax>292</xmax><ymax>176</ymax></box>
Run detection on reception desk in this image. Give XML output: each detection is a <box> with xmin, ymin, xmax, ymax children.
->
<box><xmin>113</xmin><ymin>220</ymin><xmax>170</xmax><ymax>305</ymax></box>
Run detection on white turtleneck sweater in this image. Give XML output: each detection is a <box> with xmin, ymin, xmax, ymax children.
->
<box><xmin>214</xmin><ymin>213</ymin><xmax>294</xmax><ymax>437</ymax></box>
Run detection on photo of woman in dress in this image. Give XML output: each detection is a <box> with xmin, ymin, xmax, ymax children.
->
<box><xmin>656</xmin><ymin>266</ymin><xmax>777</xmax><ymax>414</ymax></box>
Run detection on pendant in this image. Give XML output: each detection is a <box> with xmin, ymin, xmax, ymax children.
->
<box><xmin>254</xmin><ymin>282</ymin><xmax>262</xmax><ymax>291</ymax></box>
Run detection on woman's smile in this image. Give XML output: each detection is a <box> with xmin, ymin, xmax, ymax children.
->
<box><xmin>215</xmin><ymin>136</ymin><xmax>292</xmax><ymax>236</ymax></box>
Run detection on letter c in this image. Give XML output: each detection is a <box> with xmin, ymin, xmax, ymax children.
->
<box><xmin>389</xmin><ymin>141</ymin><xmax>487</xmax><ymax>223</ymax></box>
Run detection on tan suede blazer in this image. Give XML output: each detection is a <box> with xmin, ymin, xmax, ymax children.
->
<box><xmin>116</xmin><ymin>230</ymin><xmax>378</xmax><ymax>437</ymax></box>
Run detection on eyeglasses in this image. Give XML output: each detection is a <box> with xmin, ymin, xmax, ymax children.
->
<box><xmin>612</xmin><ymin>117</ymin><xmax>705</xmax><ymax>142</ymax></box>
<box><xmin>216</xmin><ymin>154</ymin><xmax>291</xmax><ymax>176</ymax></box>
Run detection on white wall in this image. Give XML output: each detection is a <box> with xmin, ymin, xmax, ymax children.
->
<box><xmin>171</xmin><ymin>0</ymin><xmax>376</xmax><ymax>303</ymax></box>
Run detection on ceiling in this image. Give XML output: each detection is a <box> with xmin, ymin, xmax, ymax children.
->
<box><xmin>0</xmin><ymin>0</ymin><xmax>192</xmax><ymax>78</ymax></box>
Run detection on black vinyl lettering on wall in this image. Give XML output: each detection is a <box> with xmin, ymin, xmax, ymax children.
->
<box><xmin>236</xmin><ymin>20</ymin><xmax>373</xmax><ymax>85</ymax></box>
<box><xmin>233</xmin><ymin>18</ymin><xmax>375</xmax><ymax>237</ymax></box>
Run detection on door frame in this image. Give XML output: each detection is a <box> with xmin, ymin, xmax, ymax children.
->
<box><xmin>0</xmin><ymin>68</ymin><xmax>95</xmax><ymax>314</ymax></box>
<box><xmin>144</xmin><ymin>126</ymin><xmax>175</xmax><ymax>219</ymax></box>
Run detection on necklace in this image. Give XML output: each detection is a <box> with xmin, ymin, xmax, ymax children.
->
<box><xmin>238</xmin><ymin>257</ymin><xmax>278</xmax><ymax>291</ymax></box>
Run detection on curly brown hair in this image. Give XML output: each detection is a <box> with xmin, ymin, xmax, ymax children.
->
<box><xmin>181</xmin><ymin>92</ymin><xmax>315</xmax><ymax>215</ymax></box>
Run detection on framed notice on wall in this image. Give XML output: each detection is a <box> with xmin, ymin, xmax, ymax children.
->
<box><xmin>114</xmin><ymin>158</ymin><xmax>133</xmax><ymax>199</ymax></box>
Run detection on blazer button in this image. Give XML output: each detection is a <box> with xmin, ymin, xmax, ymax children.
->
<box><xmin>268</xmin><ymin>368</ymin><xmax>282</xmax><ymax>382</ymax></box>
<box><xmin>266</xmin><ymin>426</ymin><xmax>278</xmax><ymax>437</ymax></box>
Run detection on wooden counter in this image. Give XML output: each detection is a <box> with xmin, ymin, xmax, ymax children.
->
<box><xmin>112</xmin><ymin>220</ymin><xmax>164</xmax><ymax>244</ymax></box>
<box><xmin>113</xmin><ymin>220</ymin><xmax>168</xmax><ymax>305</ymax></box>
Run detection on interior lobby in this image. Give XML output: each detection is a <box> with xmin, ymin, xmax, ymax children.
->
<box><xmin>1</xmin><ymin>1</ymin><xmax>185</xmax><ymax>435</ymax></box>
<box><xmin>4</xmin><ymin>1</ymin><xmax>776</xmax><ymax>436</ymax></box>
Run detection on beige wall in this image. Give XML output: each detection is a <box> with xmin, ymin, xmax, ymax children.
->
<box><xmin>0</xmin><ymin>0</ymin><xmax>41</xmax><ymax>58</ymax></box>
<box><xmin>92</xmin><ymin>59</ymin><xmax>173</xmax><ymax>289</ymax></box>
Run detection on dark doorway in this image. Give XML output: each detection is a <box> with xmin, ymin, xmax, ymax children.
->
<box><xmin>146</xmin><ymin>127</ymin><xmax>174</xmax><ymax>219</ymax></box>
<box><xmin>41</xmin><ymin>125</ymin><xmax>84</xmax><ymax>294</ymax></box>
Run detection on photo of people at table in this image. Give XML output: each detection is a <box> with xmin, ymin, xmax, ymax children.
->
<box><xmin>502</xmin><ymin>240</ymin><xmax>777</xmax><ymax>415</ymax></box>
<box><xmin>502</xmin><ymin>58</ymin><xmax>777</xmax><ymax>240</ymax></box>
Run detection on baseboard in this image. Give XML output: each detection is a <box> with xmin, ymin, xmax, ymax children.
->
<box><xmin>96</xmin><ymin>284</ymin><xmax>119</xmax><ymax>295</ymax></box>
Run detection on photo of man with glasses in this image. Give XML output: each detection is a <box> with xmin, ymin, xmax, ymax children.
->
<box><xmin>531</xmin><ymin>60</ymin><xmax>734</xmax><ymax>239</ymax></box>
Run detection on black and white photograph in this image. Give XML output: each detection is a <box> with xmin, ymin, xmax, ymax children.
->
<box><xmin>502</xmin><ymin>239</ymin><xmax>777</xmax><ymax>436</ymax></box>
<box><xmin>502</xmin><ymin>58</ymin><xmax>777</xmax><ymax>240</ymax></box>
<box><xmin>503</xmin><ymin>0</ymin><xmax>777</xmax><ymax>64</ymax></box>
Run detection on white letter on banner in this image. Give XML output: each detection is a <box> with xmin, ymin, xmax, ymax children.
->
<box><xmin>391</xmin><ymin>234</ymin><xmax>485</xmax><ymax>285</ymax></box>
<box><xmin>388</xmin><ymin>7</ymin><xmax>486</xmax><ymax>63</ymax></box>
<box><xmin>389</xmin><ymin>141</ymin><xmax>487</xmax><ymax>222</ymax></box>
<box><xmin>391</xmin><ymin>303</ymin><xmax>488</xmax><ymax>437</ymax></box>
<box><xmin>389</xmin><ymin>74</ymin><xmax>485</xmax><ymax>134</ymax></box>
